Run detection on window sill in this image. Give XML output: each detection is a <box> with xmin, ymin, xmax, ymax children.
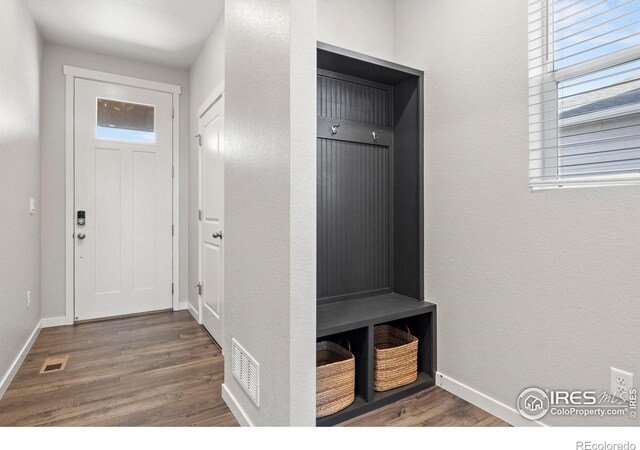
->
<box><xmin>530</xmin><ymin>174</ymin><xmax>640</xmax><ymax>191</ymax></box>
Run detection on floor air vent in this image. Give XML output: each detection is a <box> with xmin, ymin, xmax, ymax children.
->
<box><xmin>40</xmin><ymin>355</ymin><xmax>69</xmax><ymax>374</ymax></box>
<box><xmin>231</xmin><ymin>338</ymin><xmax>259</xmax><ymax>406</ymax></box>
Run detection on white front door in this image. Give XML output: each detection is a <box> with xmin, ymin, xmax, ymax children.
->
<box><xmin>74</xmin><ymin>79</ymin><xmax>174</xmax><ymax>321</ymax></box>
<box><xmin>199</xmin><ymin>94</ymin><xmax>224</xmax><ymax>347</ymax></box>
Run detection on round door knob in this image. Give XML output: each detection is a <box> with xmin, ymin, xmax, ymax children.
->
<box><xmin>77</xmin><ymin>233</ymin><xmax>86</xmax><ymax>240</ymax></box>
<box><xmin>212</xmin><ymin>232</ymin><xmax>222</xmax><ymax>239</ymax></box>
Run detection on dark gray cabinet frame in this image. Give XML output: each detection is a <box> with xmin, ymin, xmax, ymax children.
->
<box><xmin>315</xmin><ymin>43</ymin><xmax>436</xmax><ymax>426</ymax></box>
<box><xmin>317</xmin><ymin>42</ymin><xmax>424</xmax><ymax>304</ymax></box>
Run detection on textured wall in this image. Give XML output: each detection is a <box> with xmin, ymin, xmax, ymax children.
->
<box><xmin>0</xmin><ymin>0</ymin><xmax>42</xmax><ymax>392</ymax></box>
<box><xmin>40</xmin><ymin>43</ymin><xmax>190</xmax><ymax>319</ymax></box>
<box><xmin>224</xmin><ymin>0</ymin><xmax>316</xmax><ymax>426</ymax></box>
<box><xmin>289</xmin><ymin>0</ymin><xmax>318</xmax><ymax>424</ymax></box>
<box><xmin>394</xmin><ymin>0</ymin><xmax>640</xmax><ymax>425</ymax></box>
<box><xmin>188</xmin><ymin>12</ymin><xmax>225</xmax><ymax>315</ymax></box>
<box><xmin>317</xmin><ymin>0</ymin><xmax>395</xmax><ymax>61</ymax></box>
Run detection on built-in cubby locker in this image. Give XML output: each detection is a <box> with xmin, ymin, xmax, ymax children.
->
<box><xmin>317</xmin><ymin>304</ymin><xmax>436</xmax><ymax>426</ymax></box>
<box><xmin>384</xmin><ymin>313</ymin><xmax>437</xmax><ymax>381</ymax></box>
<box><xmin>371</xmin><ymin>312</ymin><xmax>437</xmax><ymax>403</ymax></box>
<box><xmin>317</xmin><ymin>327</ymin><xmax>371</xmax><ymax>405</ymax></box>
<box><xmin>315</xmin><ymin>42</ymin><xmax>436</xmax><ymax>426</ymax></box>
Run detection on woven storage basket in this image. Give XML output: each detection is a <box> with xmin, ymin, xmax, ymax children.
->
<box><xmin>316</xmin><ymin>340</ymin><xmax>355</xmax><ymax>418</ymax></box>
<box><xmin>373</xmin><ymin>325</ymin><xmax>418</xmax><ymax>392</ymax></box>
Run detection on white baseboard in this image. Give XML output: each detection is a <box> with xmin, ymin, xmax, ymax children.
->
<box><xmin>178</xmin><ymin>300</ymin><xmax>188</xmax><ymax>310</ymax></box>
<box><xmin>436</xmin><ymin>372</ymin><xmax>546</xmax><ymax>427</ymax></box>
<box><xmin>222</xmin><ymin>383</ymin><xmax>253</xmax><ymax>426</ymax></box>
<box><xmin>41</xmin><ymin>316</ymin><xmax>67</xmax><ymax>328</ymax></box>
<box><xmin>187</xmin><ymin>301</ymin><xmax>200</xmax><ymax>323</ymax></box>
<box><xmin>0</xmin><ymin>320</ymin><xmax>42</xmax><ymax>400</ymax></box>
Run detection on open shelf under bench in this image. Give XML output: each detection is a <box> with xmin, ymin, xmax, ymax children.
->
<box><xmin>316</xmin><ymin>293</ymin><xmax>437</xmax><ymax>426</ymax></box>
<box><xmin>316</xmin><ymin>372</ymin><xmax>435</xmax><ymax>427</ymax></box>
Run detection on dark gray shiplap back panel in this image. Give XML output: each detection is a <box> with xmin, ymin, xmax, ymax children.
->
<box><xmin>317</xmin><ymin>74</ymin><xmax>392</xmax><ymax>302</ymax></box>
<box><xmin>317</xmin><ymin>75</ymin><xmax>391</xmax><ymax>127</ymax></box>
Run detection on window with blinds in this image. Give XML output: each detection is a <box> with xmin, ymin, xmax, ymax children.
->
<box><xmin>529</xmin><ymin>0</ymin><xmax>640</xmax><ymax>189</ymax></box>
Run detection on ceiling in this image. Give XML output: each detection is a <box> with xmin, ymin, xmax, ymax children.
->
<box><xmin>27</xmin><ymin>0</ymin><xmax>224</xmax><ymax>69</ymax></box>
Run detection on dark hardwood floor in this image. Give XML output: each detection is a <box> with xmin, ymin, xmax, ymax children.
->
<box><xmin>0</xmin><ymin>310</ymin><xmax>238</xmax><ymax>426</ymax></box>
<box><xmin>341</xmin><ymin>386</ymin><xmax>509</xmax><ymax>427</ymax></box>
<box><xmin>0</xmin><ymin>310</ymin><xmax>506</xmax><ymax>427</ymax></box>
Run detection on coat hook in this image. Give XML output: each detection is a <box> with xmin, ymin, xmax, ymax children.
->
<box><xmin>372</xmin><ymin>131</ymin><xmax>379</xmax><ymax>141</ymax></box>
<box><xmin>331</xmin><ymin>124</ymin><xmax>340</xmax><ymax>135</ymax></box>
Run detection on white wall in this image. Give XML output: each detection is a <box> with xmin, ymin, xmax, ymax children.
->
<box><xmin>0</xmin><ymin>0</ymin><xmax>42</xmax><ymax>393</ymax></box>
<box><xmin>223</xmin><ymin>0</ymin><xmax>316</xmax><ymax>426</ymax></box>
<box><xmin>317</xmin><ymin>0</ymin><xmax>395</xmax><ymax>61</ymax></box>
<box><xmin>288</xmin><ymin>0</ymin><xmax>319</xmax><ymax>425</ymax></box>
<box><xmin>40</xmin><ymin>43</ymin><xmax>190</xmax><ymax>319</ymax></box>
<box><xmin>394</xmin><ymin>0</ymin><xmax>640</xmax><ymax>426</ymax></box>
<box><xmin>188</xmin><ymin>12</ymin><xmax>225</xmax><ymax>317</ymax></box>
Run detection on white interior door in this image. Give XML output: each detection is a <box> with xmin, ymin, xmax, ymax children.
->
<box><xmin>74</xmin><ymin>78</ymin><xmax>174</xmax><ymax>321</ymax></box>
<box><xmin>199</xmin><ymin>94</ymin><xmax>224</xmax><ymax>347</ymax></box>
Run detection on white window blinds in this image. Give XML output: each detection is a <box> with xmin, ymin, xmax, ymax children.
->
<box><xmin>529</xmin><ymin>0</ymin><xmax>640</xmax><ymax>189</ymax></box>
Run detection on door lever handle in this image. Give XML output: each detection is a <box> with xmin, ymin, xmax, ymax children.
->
<box><xmin>212</xmin><ymin>232</ymin><xmax>222</xmax><ymax>239</ymax></box>
<box><xmin>77</xmin><ymin>232</ymin><xmax>86</xmax><ymax>240</ymax></box>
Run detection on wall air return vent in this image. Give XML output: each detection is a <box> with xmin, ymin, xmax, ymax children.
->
<box><xmin>231</xmin><ymin>338</ymin><xmax>259</xmax><ymax>407</ymax></box>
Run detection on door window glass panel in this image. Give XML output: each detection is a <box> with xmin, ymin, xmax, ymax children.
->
<box><xmin>96</xmin><ymin>98</ymin><xmax>155</xmax><ymax>144</ymax></box>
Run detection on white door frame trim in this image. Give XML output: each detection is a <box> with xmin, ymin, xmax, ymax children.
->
<box><xmin>63</xmin><ymin>65</ymin><xmax>182</xmax><ymax>325</ymax></box>
<box><xmin>197</xmin><ymin>82</ymin><xmax>225</xmax><ymax>118</ymax></box>
<box><xmin>196</xmin><ymin>81</ymin><xmax>225</xmax><ymax>324</ymax></box>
